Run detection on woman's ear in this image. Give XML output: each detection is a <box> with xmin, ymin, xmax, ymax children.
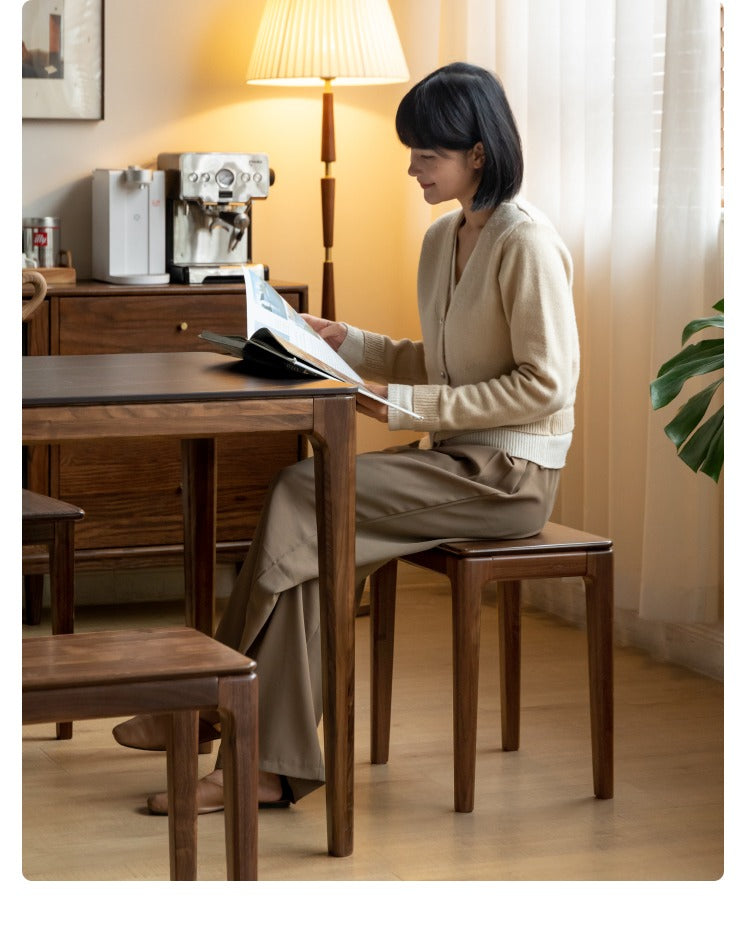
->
<box><xmin>471</xmin><ymin>142</ymin><xmax>486</xmax><ymax>168</ymax></box>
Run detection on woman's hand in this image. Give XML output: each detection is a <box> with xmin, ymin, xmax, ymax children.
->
<box><xmin>301</xmin><ymin>314</ymin><xmax>347</xmax><ymax>352</ymax></box>
<box><xmin>356</xmin><ymin>382</ymin><xmax>389</xmax><ymax>422</ymax></box>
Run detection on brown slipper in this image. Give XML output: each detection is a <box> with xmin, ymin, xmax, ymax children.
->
<box><xmin>146</xmin><ymin>775</ymin><xmax>292</xmax><ymax>815</ymax></box>
<box><xmin>113</xmin><ymin>713</ymin><xmax>220</xmax><ymax>752</ymax></box>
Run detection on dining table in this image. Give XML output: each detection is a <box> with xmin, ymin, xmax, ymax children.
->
<box><xmin>22</xmin><ymin>350</ymin><xmax>358</xmax><ymax>857</ymax></box>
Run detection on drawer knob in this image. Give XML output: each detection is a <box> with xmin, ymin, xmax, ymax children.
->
<box><xmin>178</xmin><ymin>321</ymin><xmax>188</xmax><ymax>332</ymax></box>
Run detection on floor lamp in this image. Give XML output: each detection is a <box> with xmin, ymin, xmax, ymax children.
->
<box><xmin>246</xmin><ymin>0</ymin><xmax>409</xmax><ymax>321</ymax></box>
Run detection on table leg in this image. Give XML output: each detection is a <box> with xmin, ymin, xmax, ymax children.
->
<box><xmin>181</xmin><ymin>438</ymin><xmax>216</xmax><ymax>636</ymax></box>
<box><xmin>310</xmin><ymin>395</ymin><xmax>356</xmax><ymax>857</ymax></box>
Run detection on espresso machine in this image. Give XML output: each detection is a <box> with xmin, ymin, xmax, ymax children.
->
<box><xmin>157</xmin><ymin>152</ymin><xmax>273</xmax><ymax>283</ymax></box>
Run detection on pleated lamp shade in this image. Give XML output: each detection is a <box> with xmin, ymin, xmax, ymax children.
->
<box><xmin>246</xmin><ymin>0</ymin><xmax>409</xmax><ymax>86</ymax></box>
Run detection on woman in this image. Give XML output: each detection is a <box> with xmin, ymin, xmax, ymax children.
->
<box><xmin>116</xmin><ymin>62</ymin><xmax>579</xmax><ymax>812</ymax></box>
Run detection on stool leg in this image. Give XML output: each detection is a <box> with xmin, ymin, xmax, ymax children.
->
<box><xmin>370</xmin><ymin>560</ymin><xmax>398</xmax><ymax>764</ymax></box>
<box><xmin>165</xmin><ymin>710</ymin><xmax>199</xmax><ymax>880</ymax></box>
<box><xmin>584</xmin><ymin>550</ymin><xmax>614</xmax><ymax>799</ymax></box>
<box><xmin>498</xmin><ymin>580</ymin><xmax>521</xmax><ymax>751</ymax></box>
<box><xmin>51</xmin><ymin>521</ymin><xmax>75</xmax><ymax>741</ymax></box>
<box><xmin>449</xmin><ymin>560</ymin><xmax>482</xmax><ymax>813</ymax></box>
<box><xmin>23</xmin><ymin>575</ymin><xmax>44</xmax><ymax>626</ymax></box>
<box><xmin>218</xmin><ymin>673</ymin><xmax>259</xmax><ymax>880</ymax></box>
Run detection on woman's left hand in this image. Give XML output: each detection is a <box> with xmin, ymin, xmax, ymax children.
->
<box><xmin>356</xmin><ymin>382</ymin><xmax>389</xmax><ymax>422</ymax></box>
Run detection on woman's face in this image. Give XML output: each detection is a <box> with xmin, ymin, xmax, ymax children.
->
<box><xmin>407</xmin><ymin>146</ymin><xmax>483</xmax><ymax>207</ymax></box>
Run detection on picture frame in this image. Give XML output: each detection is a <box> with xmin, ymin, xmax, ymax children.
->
<box><xmin>22</xmin><ymin>0</ymin><xmax>104</xmax><ymax>121</ymax></box>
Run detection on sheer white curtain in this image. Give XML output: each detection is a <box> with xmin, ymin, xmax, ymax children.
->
<box><xmin>426</xmin><ymin>0</ymin><xmax>724</xmax><ymax>651</ymax></box>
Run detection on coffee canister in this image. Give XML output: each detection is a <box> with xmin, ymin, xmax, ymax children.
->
<box><xmin>23</xmin><ymin>216</ymin><xmax>60</xmax><ymax>268</ymax></box>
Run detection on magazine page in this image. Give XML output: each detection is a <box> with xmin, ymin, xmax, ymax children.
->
<box><xmin>243</xmin><ymin>266</ymin><xmax>423</xmax><ymax>419</ymax></box>
<box><xmin>244</xmin><ymin>267</ymin><xmax>365</xmax><ymax>386</ymax></box>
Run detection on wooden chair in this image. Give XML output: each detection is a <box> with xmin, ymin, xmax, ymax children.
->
<box><xmin>369</xmin><ymin>521</ymin><xmax>614</xmax><ymax>812</ymax></box>
<box><xmin>22</xmin><ymin>626</ymin><xmax>259</xmax><ymax>880</ymax></box>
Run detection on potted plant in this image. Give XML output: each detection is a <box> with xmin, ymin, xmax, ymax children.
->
<box><xmin>649</xmin><ymin>298</ymin><xmax>724</xmax><ymax>482</ymax></box>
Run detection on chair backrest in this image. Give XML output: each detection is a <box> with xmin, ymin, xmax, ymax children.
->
<box><xmin>22</xmin><ymin>270</ymin><xmax>47</xmax><ymax>322</ymax></box>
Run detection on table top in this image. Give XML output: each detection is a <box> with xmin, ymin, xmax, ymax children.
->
<box><xmin>23</xmin><ymin>351</ymin><xmax>356</xmax><ymax>407</ymax></box>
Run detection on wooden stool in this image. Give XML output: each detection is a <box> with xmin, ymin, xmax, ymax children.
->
<box><xmin>23</xmin><ymin>627</ymin><xmax>259</xmax><ymax>880</ymax></box>
<box><xmin>369</xmin><ymin>521</ymin><xmax>614</xmax><ymax>812</ymax></box>
<box><xmin>22</xmin><ymin>489</ymin><xmax>84</xmax><ymax>632</ymax></box>
<box><xmin>22</xmin><ymin>489</ymin><xmax>85</xmax><ymax>740</ymax></box>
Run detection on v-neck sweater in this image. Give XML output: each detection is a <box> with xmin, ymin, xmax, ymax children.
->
<box><xmin>338</xmin><ymin>199</ymin><xmax>580</xmax><ymax>468</ymax></box>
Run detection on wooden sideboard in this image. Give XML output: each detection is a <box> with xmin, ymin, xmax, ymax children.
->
<box><xmin>23</xmin><ymin>280</ymin><xmax>308</xmax><ymax>576</ymax></box>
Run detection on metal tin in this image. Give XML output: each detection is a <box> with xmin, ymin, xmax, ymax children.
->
<box><xmin>23</xmin><ymin>216</ymin><xmax>60</xmax><ymax>267</ymax></box>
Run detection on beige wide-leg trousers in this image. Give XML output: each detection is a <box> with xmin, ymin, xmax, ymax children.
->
<box><xmin>214</xmin><ymin>442</ymin><xmax>560</xmax><ymax>801</ymax></box>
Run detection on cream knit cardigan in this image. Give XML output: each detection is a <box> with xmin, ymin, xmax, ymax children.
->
<box><xmin>338</xmin><ymin>199</ymin><xmax>580</xmax><ymax>468</ymax></box>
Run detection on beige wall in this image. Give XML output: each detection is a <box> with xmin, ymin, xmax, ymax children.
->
<box><xmin>21</xmin><ymin>0</ymin><xmax>440</xmax><ymax>452</ymax></box>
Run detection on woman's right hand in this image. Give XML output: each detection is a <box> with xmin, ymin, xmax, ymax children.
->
<box><xmin>301</xmin><ymin>314</ymin><xmax>347</xmax><ymax>352</ymax></box>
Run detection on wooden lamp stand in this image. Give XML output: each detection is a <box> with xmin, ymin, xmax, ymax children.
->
<box><xmin>321</xmin><ymin>79</ymin><xmax>336</xmax><ymax>321</ymax></box>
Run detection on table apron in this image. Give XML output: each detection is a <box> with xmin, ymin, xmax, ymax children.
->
<box><xmin>22</xmin><ymin>397</ymin><xmax>318</xmax><ymax>443</ymax></box>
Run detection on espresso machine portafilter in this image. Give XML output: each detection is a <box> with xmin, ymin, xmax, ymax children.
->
<box><xmin>157</xmin><ymin>152</ymin><xmax>274</xmax><ymax>284</ymax></box>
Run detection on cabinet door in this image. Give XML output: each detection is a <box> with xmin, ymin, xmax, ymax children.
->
<box><xmin>54</xmin><ymin>289</ymin><xmax>302</xmax><ymax>556</ymax></box>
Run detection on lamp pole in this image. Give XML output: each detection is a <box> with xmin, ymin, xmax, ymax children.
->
<box><xmin>321</xmin><ymin>78</ymin><xmax>336</xmax><ymax>321</ymax></box>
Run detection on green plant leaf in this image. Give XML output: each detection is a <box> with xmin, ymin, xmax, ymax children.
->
<box><xmin>681</xmin><ymin>315</ymin><xmax>724</xmax><ymax>343</ymax></box>
<box><xmin>698</xmin><ymin>418</ymin><xmax>724</xmax><ymax>482</ymax></box>
<box><xmin>650</xmin><ymin>297</ymin><xmax>724</xmax><ymax>481</ymax></box>
<box><xmin>663</xmin><ymin>378</ymin><xmax>723</xmax><ymax>447</ymax></box>
<box><xmin>677</xmin><ymin>407</ymin><xmax>724</xmax><ymax>482</ymax></box>
<box><xmin>655</xmin><ymin>337</ymin><xmax>723</xmax><ymax>378</ymax></box>
<box><xmin>650</xmin><ymin>339</ymin><xmax>724</xmax><ymax>408</ymax></box>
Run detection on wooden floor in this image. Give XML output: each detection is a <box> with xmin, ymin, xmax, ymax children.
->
<box><xmin>21</xmin><ymin>563</ymin><xmax>723</xmax><ymax>884</ymax></box>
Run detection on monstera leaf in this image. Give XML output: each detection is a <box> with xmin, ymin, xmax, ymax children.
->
<box><xmin>649</xmin><ymin>298</ymin><xmax>724</xmax><ymax>482</ymax></box>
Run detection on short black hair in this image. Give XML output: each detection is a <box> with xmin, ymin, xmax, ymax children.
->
<box><xmin>395</xmin><ymin>62</ymin><xmax>523</xmax><ymax>210</ymax></box>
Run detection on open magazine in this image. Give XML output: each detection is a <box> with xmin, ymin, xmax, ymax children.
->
<box><xmin>200</xmin><ymin>266</ymin><xmax>423</xmax><ymax>419</ymax></box>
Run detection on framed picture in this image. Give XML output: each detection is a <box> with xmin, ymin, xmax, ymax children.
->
<box><xmin>22</xmin><ymin>0</ymin><xmax>104</xmax><ymax>120</ymax></box>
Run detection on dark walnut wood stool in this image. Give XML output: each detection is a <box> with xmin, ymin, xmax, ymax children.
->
<box><xmin>23</xmin><ymin>627</ymin><xmax>259</xmax><ymax>880</ymax></box>
<box><xmin>22</xmin><ymin>489</ymin><xmax>85</xmax><ymax>740</ymax></box>
<box><xmin>369</xmin><ymin>521</ymin><xmax>614</xmax><ymax>812</ymax></box>
<box><xmin>22</xmin><ymin>489</ymin><xmax>84</xmax><ymax>632</ymax></box>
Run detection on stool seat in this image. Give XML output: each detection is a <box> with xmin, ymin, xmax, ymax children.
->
<box><xmin>370</xmin><ymin>521</ymin><xmax>614</xmax><ymax>813</ymax></box>
<box><xmin>23</xmin><ymin>627</ymin><xmax>259</xmax><ymax>880</ymax></box>
<box><xmin>22</xmin><ymin>488</ymin><xmax>85</xmax><ymax>528</ymax></box>
<box><xmin>435</xmin><ymin>522</ymin><xmax>612</xmax><ymax>557</ymax></box>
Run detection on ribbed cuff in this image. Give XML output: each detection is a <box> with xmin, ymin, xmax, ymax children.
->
<box><xmin>387</xmin><ymin>384</ymin><xmax>415</xmax><ymax>430</ymax></box>
<box><xmin>337</xmin><ymin>324</ymin><xmax>365</xmax><ymax>369</ymax></box>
